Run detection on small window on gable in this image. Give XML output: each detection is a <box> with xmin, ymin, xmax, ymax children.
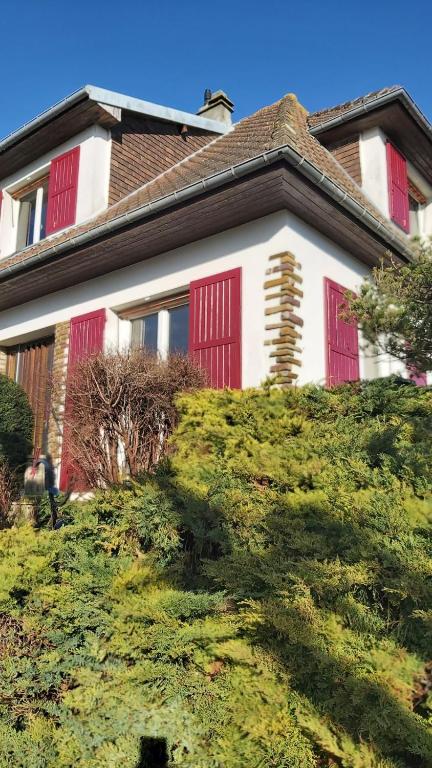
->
<box><xmin>127</xmin><ymin>293</ymin><xmax>189</xmax><ymax>357</ymax></box>
<box><xmin>15</xmin><ymin>177</ymin><xmax>49</xmax><ymax>251</ymax></box>
<box><xmin>408</xmin><ymin>179</ymin><xmax>427</xmax><ymax>238</ymax></box>
<box><xmin>409</xmin><ymin>195</ymin><xmax>420</xmax><ymax>237</ymax></box>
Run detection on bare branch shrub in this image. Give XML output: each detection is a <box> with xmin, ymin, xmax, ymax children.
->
<box><xmin>60</xmin><ymin>349</ymin><xmax>206</xmax><ymax>488</ymax></box>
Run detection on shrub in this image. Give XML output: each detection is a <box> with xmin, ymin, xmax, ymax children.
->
<box><xmin>0</xmin><ymin>374</ymin><xmax>33</xmax><ymax>472</ymax></box>
<box><xmin>0</xmin><ymin>459</ymin><xmax>16</xmax><ymax>526</ymax></box>
<box><xmin>60</xmin><ymin>349</ymin><xmax>205</xmax><ymax>488</ymax></box>
<box><xmin>0</xmin><ymin>378</ymin><xmax>431</xmax><ymax>766</ymax></box>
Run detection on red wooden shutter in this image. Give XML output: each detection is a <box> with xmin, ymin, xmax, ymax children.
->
<box><xmin>189</xmin><ymin>268</ymin><xmax>241</xmax><ymax>388</ymax></box>
<box><xmin>386</xmin><ymin>142</ymin><xmax>409</xmax><ymax>232</ymax></box>
<box><xmin>59</xmin><ymin>309</ymin><xmax>106</xmax><ymax>491</ymax></box>
<box><xmin>46</xmin><ymin>147</ymin><xmax>80</xmax><ymax>235</ymax></box>
<box><xmin>325</xmin><ymin>278</ymin><xmax>359</xmax><ymax>387</ymax></box>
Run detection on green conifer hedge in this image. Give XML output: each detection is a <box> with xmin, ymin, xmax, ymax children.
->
<box><xmin>0</xmin><ymin>377</ymin><xmax>431</xmax><ymax>766</ymax></box>
<box><xmin>0</xmin><ymin>373</ymin><xmax>33</xmax><ymax>471</ymax></box>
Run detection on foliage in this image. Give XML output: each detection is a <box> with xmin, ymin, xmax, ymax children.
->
<box><xmin>0</xmin><ymin>373</ymin><xmax>33</xmax><ymax>472</ymax></box>
<box><xmin>0</xmin><ymin>458</ymin><xmax>17</xmax><ymax>525</ymax></box>
<box><xmin>347</xmin><ymin>240</ymin><xmax>432</xmax><ymax>373</ymax></box>
<box><xmin>0</xmin><ymin>378</ymin><xmax>432</xmax><ymax>766</ymax></box>
<box><xmin>59</xmin><ymin>349</ymin><xmax>205</xmax><ymax>488</ymax></box>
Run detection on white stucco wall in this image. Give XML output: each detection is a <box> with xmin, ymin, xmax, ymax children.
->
<box><xmin>359</xmin><ymin>128</ymin><xmax>432</xmax><ymax>239</ymax></box>
<box><xmin>0</xmin><ymin>209</ymin><xmax>408</xmax><ymax>388</ymax></box>
<box><xmin>0</xmin><ymin>126</ymin><xmax>111</xmax><ymax>261</ymax></box>
<box><xmin>406</xmin><ymin>160</ymin><xmax>432</xmax><ymax>238</ymax></box>
<box><xmin>359</xmin><ymin>127</ymin><xmax>390</xmax><ymax>218</ymax></box>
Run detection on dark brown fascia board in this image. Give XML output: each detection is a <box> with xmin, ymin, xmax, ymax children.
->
<box><xmin>0</xmin><ymin>161</ymin><xmax>410</xmax><ymax>312</ymax></box>
<box><xmin>0</xmin><ymin>99</ymin><xmax>120</xmax><ymax>181</ymax></box>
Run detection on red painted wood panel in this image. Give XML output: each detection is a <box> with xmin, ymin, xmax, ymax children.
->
<box><xmin>325</xmin><ymin>278</ymin><xmax>359</xmax><ymax>387</ymax></box>
<box><xmin>386</xmin><ymin>142</ymin><xmax>409</xmax><ymax>232</ymax></box>
<box><xmin>189</xmin><ymin>268</ymin><xmax>241</xmax><ymax>389</ymax></box>
<box><xmin>59</xmin><ymin>309</ymin><xmax>105</xmax><ymax>491</ymax></box>
<box><xmin>46</xmin><ymin>147</ymin><xmax>80</xmax><ymax>235</ymax></box>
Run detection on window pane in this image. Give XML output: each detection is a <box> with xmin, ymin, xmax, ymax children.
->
<box><xmin>26</xmin><ymin>197</ymin><xmax>37</xmax><ymax>245</ymax></box>
<box><xmin>168</xmin><ymin>304</ymin><xmax>189</xmax><ymax>354</ymax></box>
<box><xmin>143</xmin><ymin>313</ymin><xmax>158</xmax><ymax>352</ymax></box>
<box><xmin>131</xmin><ymin>313</ymin><xmax>159</xmax><ymax>352</ymax></box>
<box><xmin>39</xmin><ymin>183</ymin><xmax>49</xmax><ymax>240</ymax></box>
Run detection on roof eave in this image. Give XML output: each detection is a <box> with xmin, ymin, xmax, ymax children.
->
<box><xmin>0</xmin><ymin>85</ymin><xmax>228</xmax><ymax>156</ymax></box>
<box><xmin>0</xmin><ymin>87</ymin><xmax>90</xmax><ymax>154</ymax></box>
<box><xmin>309</xmin><ymin>88</ymin><xmax>432</xmax><ymax>145</ymax></box>
<box><xmin>0</xmin><ymin>142</ymin><xmax>412</xmax><ymax>285</ymax></box>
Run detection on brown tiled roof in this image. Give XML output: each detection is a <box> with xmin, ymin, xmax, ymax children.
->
<box><xmin>0</xmin><ymin>91</ymin><xmax>410</xmax><ymax>275</ymax></box>
<box><xmin>307</xmin><ymin>86</ymin><xmax>402</xmax><ymax>129</ymax></box>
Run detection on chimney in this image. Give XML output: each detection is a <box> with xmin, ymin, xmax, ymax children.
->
<box><xmin>197</xmin><ymin>89</ymin><xmax>234</xmax><ymax>126</ymax></box>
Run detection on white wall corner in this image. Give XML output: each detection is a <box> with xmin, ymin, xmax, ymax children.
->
<box><xmin>359</xmin><ymin>128</ymin><xmax>390</xmax><ymax>218</ymax></box>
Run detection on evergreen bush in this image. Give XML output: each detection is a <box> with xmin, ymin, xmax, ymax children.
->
<box><xmin>0</xmin><ymin>373</ymin><xmax>33</xmax><ymax>471</ymax></box>
<box><xmin>0</xmin><ymin>377</ymin><xmax>431</xmax><ymax>766</ymax></box>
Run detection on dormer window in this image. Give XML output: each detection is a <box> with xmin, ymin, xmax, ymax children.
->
<box><xmin>8</xmin><ymin>146</ymin><xmax>80</xmax><ymax>254</ymax></box>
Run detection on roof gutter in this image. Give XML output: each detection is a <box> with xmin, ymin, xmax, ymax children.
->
<box><xmin>0</xmin><ymin>144</ymin><xmax>412</xmax><ymax>283</ymax></box>
<box><xmin>310</xmin><ymin>88</ymin><xmax>432</xmax><ymax>141</ymax></box>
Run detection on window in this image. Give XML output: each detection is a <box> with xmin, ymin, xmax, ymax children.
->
<box><xmin>16</xmin><ymin>178</ymin><xmax>49</xmax><ymax>250</ymax></box>
<box><xmin>11</xmin><ymin>146</ymin><xmax>80</xmax><ymax>252</ymax></box>
<box><xmin>129</xmin><ymin>297</ymin><xmax>189</xmax><ymax>357</ymax></box>
<box><xmin>409</xmin><ymin>195</ymin><xmax>420</xmax><ymax>237</ymax></box>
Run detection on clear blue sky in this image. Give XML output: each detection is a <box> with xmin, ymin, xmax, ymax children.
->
<box><xmin>1</xmin><ymin>0</ymin><xmax>431</xmax><ymax>140</ymax></box>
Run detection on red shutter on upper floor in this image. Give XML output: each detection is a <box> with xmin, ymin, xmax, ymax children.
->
<box><xmin>46</xmin><ymin>147</ymin><xmax>80</xmax><ymax>235</ymax></box>
<box><xmin>189</xmin><ymin>268</ymin><xmax>242</xmax><ymax>389</ymax></box>
<box><xmin>386</xmin><ymin>142</ymin><xmax>409</xmax><ymax>232</ymax></box>
<box><xmin>325</xmin><ymin>278</ymin><xmax>360</xmax><ymax>387</ymax></box>
<box><xmin>59</xmin><ymin>309</ymin><xmax>106</xmax><ymax>491</ymax></box>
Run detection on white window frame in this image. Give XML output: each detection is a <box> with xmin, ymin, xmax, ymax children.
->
<box><xmin>3</xmin><ymin>164</ymin><xmax>50</xmax><ymax>253</ymax></box>
<box><xmin>16</xmin><ymin>181</ymin><xmax>48</xmax><ymax>251</ymax></box>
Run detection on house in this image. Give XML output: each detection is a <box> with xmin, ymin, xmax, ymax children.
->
<box><xmin>0</xmin><ymin>84</ymin><xmax>430</xmax><ymax>489</ymax></box>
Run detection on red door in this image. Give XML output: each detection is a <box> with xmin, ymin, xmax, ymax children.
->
<box><xmin>325</xmin><ymin>278</ymin><xmax>359</xmax><ymax>387</ymax></box>
<box><xmin>189</xmin><ymin>268</ymin><xmax>242</xmax><ymax>389</ymax></box>
<box><xmin>59</xmin><ymin>309</ymin><xmax>106</xmax><ymax>491</ymax></box>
